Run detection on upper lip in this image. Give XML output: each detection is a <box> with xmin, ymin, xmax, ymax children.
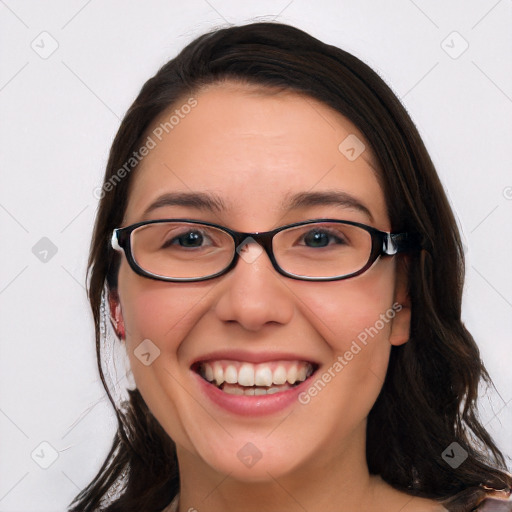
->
<box><xmin>190</xmin><ymin>349</ymin><xmax>320</xmax><ymax>367</ymax></box>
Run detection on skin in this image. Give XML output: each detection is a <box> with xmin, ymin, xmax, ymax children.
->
<box><xmin>109</xmin><ymin>82</ymin><xmax>446</xmax><ymax>511</ymax></box>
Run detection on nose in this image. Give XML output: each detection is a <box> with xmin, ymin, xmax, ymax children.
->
<box><xmin>213</xmin><ymin>239</ymin><xmax>294</xmax><ymax>332</ymax></box>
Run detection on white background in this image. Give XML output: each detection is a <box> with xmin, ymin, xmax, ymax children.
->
<box><xmin>0</xmin><ymin>1</ymin><xmax>511</xmax><ymax>510</ymax></box>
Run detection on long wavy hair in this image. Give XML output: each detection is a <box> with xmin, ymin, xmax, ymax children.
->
<box><xmin>69</xmin><ymin>21</ymin><xmax>511</xmax><ymax>512</ymax></box>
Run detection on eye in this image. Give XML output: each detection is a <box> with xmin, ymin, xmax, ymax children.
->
<box><xmin>161</xmin><ymin>229</ymin><xmax>212</xmax><ymax>249</ymax></box>
<box><xmin>302</xmin><ymin>228</ymin><xmax>347</xmax><ymax>248</ymax></box>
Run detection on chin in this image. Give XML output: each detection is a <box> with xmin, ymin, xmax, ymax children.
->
<box><xmin>195</xmin><ymin>435</ymin><xmax>310</xmax><ymax>483</ymax></box>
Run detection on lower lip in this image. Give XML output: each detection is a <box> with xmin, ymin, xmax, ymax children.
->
<box><xmin>192</xmin><ymin>371</ymin><xmax>315</xmax><ymax>416</ymax></box>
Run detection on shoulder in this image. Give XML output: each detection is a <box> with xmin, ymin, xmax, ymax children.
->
<box><xmin>395</xmin><ymin>496</ymin><xmax>447</xmax><ymax>511</ymax></box>
<box><xmin>393</xmin><ymin>490</ymin><xmax>512</xmax><ymax>512</ymax></box>
<box><xmin>394</xmin><ymin>495</ymin><xmax>448</xmax><ymax>512</ymax></box>
<box><xmin>370</xmin><ymin>477</ymin><xmax>446</xmax><ymax>511</ymax></box>
<box><xmin>474</xmin><ymin>495</ymin><xmax>512</xmax><ymax>511</ymax></box>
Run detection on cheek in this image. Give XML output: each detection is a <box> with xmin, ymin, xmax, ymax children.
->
<box><xmin>294</xmin><ymin>264</ymin><xmax>398</xmax><ymax>434</ymax></box>
<box><xmin>117</xmin><ymin>270</ymin><xmax>212</xmax><ymax>449</ymax></box>
<box><xmin>118</xmin><ymin>264</ymin><xmax>210</xmax><ymax>348</ymax></box>
<box><xmin>296</xmin><ymin>260</ymin><xmax>397</xmax><ymax>369</ymax></box>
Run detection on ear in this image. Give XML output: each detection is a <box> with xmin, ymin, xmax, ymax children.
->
<box><xmin>389</xmin><ymin>256</ymin><xmax>411</xmax><ymax>347</ymax></box>
<box><xmin>107</xmin><ymin>289</ymin><xmax>126</xmax><ymax>340</ymax></box>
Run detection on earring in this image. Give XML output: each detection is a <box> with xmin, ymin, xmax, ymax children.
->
<box><xmin>100</xmin><ymin>288</ymin><xmax>107</xmax><ymax>342</ymax></box>
<box><xmin>100</xmin><ymin>286</ymin><xmax>137</xmax><ymax>392</ymax></box>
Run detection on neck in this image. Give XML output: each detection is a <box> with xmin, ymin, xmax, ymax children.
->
<box><xmin>175</xmin><ymin>424</ymin><xmax>379</xmax><ymax>512</ymax></box>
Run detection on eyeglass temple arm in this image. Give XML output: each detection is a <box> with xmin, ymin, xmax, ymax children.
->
<box><xmin>111</xmin><ymin>229</ymin><xmax>122</xmax><ymax>251</ymax></box>
<box><xmin>383</xmin><ymin>232</ymin><xmax>421</xmax><ymax>255</ymax></box>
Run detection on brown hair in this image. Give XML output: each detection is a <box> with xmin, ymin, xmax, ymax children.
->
<box><xmin>69</xmin><ymin>21</ymin><xmax>511</xmax><ymax>512</ymax></box>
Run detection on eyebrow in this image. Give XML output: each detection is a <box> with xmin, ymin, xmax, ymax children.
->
<box><xmin>142</xmin><ymin>192</ymin><xmax>226</xmax><ymax>216</ymax></box>
<box><xmin>142</xmin><ymin>190</ymin><xmax>373</xmax><ymax>221</ymax></box>
<box><xmin>283</xmin><ymin>190</ymin><xmax>373</xmax><ymax>221</ymax></box>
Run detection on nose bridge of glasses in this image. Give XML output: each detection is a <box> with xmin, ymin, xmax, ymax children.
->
<box><xmin>233</xmin><ymin>230</ymin><xmax>276</xmax><ymax>264</ymax></box>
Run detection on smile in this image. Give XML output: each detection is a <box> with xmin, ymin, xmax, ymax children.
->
<box><xmin>194</xmin><ymin>360</ymin><xmax>317</xmax><ymax>396</ymax></box>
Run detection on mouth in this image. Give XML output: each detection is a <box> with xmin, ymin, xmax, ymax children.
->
<box><xmin>191</xmin><ymin>359</ymin><xmax>318</xmax><ymax>396</ymax></box>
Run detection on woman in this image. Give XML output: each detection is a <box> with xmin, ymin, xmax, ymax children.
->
<box><xmin>69</xmin><ymin>22</ymin><xmax>511</xmax><ymax>512</ymax></box>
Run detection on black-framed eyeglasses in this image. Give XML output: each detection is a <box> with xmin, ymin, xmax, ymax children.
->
<box><xmin>111</xmin><ymin>218</ymin><xmax>420</xmax><ymax>282</ymax></box>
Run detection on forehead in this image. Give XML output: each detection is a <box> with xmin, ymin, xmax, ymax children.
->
<box><xmin>123</xmin><ymin>83</ymin><xmax>388</xmax><ymax>229</ymax></box>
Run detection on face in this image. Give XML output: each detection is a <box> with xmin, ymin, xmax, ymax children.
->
<box><xmin>110</xmin><ymin>83</ymin><xmax>411</xmax><ymax>483</ymax></box>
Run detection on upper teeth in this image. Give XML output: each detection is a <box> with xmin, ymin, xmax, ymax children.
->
<box><xmin>199</xmin><ymin>360</ymin><xmax>313</xmax><ymax>387</ymax></box>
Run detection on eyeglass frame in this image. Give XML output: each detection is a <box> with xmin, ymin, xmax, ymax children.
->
<box><xmin>110</xmin><ymin>218</ymin><xmax>421</xmax><ymax>283</ymax></box>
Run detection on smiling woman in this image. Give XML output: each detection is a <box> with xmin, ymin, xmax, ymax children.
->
<box><xmin>69</xmin><ymin>22</ymin><xmax>511</xmax><ymax>512</ymax></box>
